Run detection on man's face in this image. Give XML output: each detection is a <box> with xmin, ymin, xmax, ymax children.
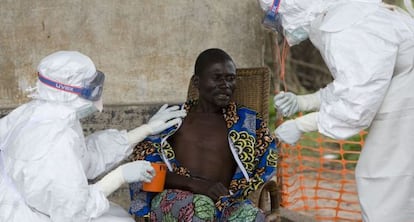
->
<box><xmin>197</xmin><ymin>60</ymin><xmax>236</xmax><ymax>108</ymax></box>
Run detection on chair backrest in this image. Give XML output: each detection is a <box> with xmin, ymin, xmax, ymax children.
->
<box><xmin>187</xmin><ymin>67</ymin><xmax>271</xmax><ymax>123</ymax></box>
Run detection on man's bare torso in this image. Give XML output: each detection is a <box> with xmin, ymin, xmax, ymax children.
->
<box><xmin>168</xmin><ymin>111</ymin><xmax>237</xmax><ymax>187</ymax></box>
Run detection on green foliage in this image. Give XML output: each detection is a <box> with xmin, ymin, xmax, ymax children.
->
<box><xmin>268</xmin><ymin>97</ymin><xmax>277</xmax><ymax>132</ymax></box>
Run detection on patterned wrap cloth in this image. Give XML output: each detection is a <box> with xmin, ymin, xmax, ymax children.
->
<box><xmin>128</xmin><ymin>100</ymin><xmax>279</xmax><ymax>221</ymax></box>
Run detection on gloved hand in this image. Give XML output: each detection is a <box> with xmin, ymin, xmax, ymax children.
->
<box><xmin>274</xmin><ymin>91</ymin><xmax>321</xmax><ymax>117</ymax></box>
<box><xmin>274</xmin><ymin>119</ymin><xmax>302</xmax><ymax>145</ymax></box>
<box><xmin>127</xmin><ymin>104</ymin><xmax>186</xmax><ymax>145</ymax></box>
<box><xmin>121</xmin><ymin>160</ymin><xmax>155</xmax><ymax>183</ymax></box>
<box><xmin>95</xmin><ymin>160</ymin><xmax>155</xmax><ymax>196</ymax></box>
<box><xmin>274</xmin><ymin>92</ymin><xmax>299</xmax><ymax>117</ymax></box>
<box><xmin>275</xmin><ymin>112</ymin><xmax>319</xmax><ymax>145</ymax></box>
<box><xmin>147</xmin><ymin>104</ymin><xmax>186</xmax><ymax>134</ymax></box>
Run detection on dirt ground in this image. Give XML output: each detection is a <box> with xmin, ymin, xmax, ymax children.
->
<box><xmin>281</xmin><ymin>165</ymin><xmax>362</xmax><ymax>221</ymax></box>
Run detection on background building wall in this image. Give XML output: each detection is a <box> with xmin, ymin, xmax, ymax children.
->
<box><xmin>0</xmin><ymin>0</ymin><xmax>267</xmax><ymax>109</ymax></box>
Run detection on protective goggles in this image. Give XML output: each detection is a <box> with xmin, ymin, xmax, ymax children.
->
<box><xmin>262</xmin><ymin>0</ymin><xmax>283</xmax><ymax>33</ymax></box>
<box><xmin>38</xmin><ymin>70</ymin><xmax>105</xmax><ymax>101</ymax></box>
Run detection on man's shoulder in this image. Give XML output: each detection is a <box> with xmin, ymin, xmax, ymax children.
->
<box><xmin>234</xmin><ymin>103</ymin><xmax>264</xmax><ymax>120</ymax></box>
<box><xmin>234</xmin><ymin>103</ymin><xmax>256</xmax><ymax>112</ymax></box>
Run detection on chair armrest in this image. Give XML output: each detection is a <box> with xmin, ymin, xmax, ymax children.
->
<box><xmin>249</xmin><ymin>179</ymin><xmax>281</xmax><ymax>221</ymax></box>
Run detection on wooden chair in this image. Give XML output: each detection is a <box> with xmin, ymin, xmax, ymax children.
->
<box><xmin>188</xmin><ymin>67</ymin><xmax>280</xmax><ymax>221</ymax></box>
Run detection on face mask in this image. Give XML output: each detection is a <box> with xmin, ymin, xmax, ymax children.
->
<box><xmin>76</xmin><ymin>102</ymin><xmax>98</xmax><ymax>119</ymax></box>
<box><xmin>284</xmin><ymin>27</ymin><xmax>309</xmax><ymax>46</ymax></box>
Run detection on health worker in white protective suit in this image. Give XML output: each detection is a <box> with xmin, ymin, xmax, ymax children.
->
<box><xmin>0</xmin><ymin>51</ymin><xmax>186</xmax><ymax>222</ymax></box>
<box><xmin>258</xmin><ymin>0</ymin><xmax>414</xmax><ymax>221</ymax></box>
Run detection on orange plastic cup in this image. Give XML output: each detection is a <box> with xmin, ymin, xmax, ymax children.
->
<box><xmin>142</xmin><ymin>162</ymin><xmax>167</xmax><ymax>192</ymax></box>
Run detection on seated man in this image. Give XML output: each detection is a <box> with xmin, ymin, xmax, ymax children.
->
<box><xmin>128</xmin><ymin>48</ymin><xmax>278</xmax><ymax>222</ymax></box>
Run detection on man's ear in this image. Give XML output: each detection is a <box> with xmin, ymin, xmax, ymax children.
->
<box><xmin>192</xmin><ymin>75</ymin><xmax>200</xmax><ymax>89</ymax></box>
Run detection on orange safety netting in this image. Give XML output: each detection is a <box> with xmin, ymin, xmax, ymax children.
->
<box><xmin>277</xmin><ymin>130</ymin><xmax>366</xmax><ymax>221</ymax></box>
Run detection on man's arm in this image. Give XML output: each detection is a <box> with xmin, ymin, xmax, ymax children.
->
<box><xmin>214</xmin><ymin>115</ymin><xmax>278</xmax><ymax>212</ymax></box>
<box><xmin>250</xmin><ymin>118</ymin><xmax>278</xmax><ymax>187</ymax></box>
<box><xmin>228</xmin><ymin>116</ymin><xmax>278</xmax><ymax>200</ymax></box>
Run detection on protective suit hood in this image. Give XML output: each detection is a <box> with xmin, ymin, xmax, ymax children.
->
<box><xmin>281</xmin><ymin>0</ymin><xmax>383</xmax><ymax>31</ymax></box>
<box><xmin>33</xmin><ymin>51</ymin><xmax>103</xmax><ymax>118</ymax></box>
<box><xmin>259</xmin><ymin>0</ymin><xmax>382</xmax><ymax>45</ymax></box>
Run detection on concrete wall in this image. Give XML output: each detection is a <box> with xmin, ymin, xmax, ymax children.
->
<box><xmin>0</xmin><ymin>0</ymin><xmax>267</xmax><ymax>109</ymax></box>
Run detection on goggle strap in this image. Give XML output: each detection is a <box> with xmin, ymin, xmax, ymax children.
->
<box><xmin>270</xmin><ymin>0</ymin><xmax>281</xmax><ymax>15</ymax></box>
<box><xmin>37</xmin><ymin>72</ymin><xmax>83</xmax><ymax>95</ymax></box>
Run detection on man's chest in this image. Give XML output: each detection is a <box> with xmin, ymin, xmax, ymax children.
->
<box><xmin>168</xmin><ymin>113</ymin><xmax>235</xmax><ymax>165</ymax></box>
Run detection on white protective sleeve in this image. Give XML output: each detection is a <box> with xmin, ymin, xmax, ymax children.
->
<box><xmin>94</xmin><ymin>166</ymin><xmax>125</xmax><ymax>197</ymax></box>
<box><xmin>94</xmin><ymin>160</ymin><xmax>155</xmax><ymax>197</ymax></box>
<box><xmin>84</xmin><ymin>129</ymin><xmax>131</xmax><ymax>179</ymax></box>
<box><xmin>295</xmin><ymin>112</ymin><xmax>319</xmax><ymax>132</ymax></box>
<box><xmin>314</xmin><ymin>5</ymin><xmax>399</xmax><ymax>140</ymax></box>
<box><xmin>126</xmin><ymin>124</ymin><xmax>152</xmax><ymax>146</ymax></box>
<box><xmin>297</xmin><ymin>91</ymin><xmax>321</xmax><ymax>112</ymax></box>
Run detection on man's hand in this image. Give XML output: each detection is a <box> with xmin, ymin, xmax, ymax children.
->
<box><xmin>190</xmin><ymin>177</ymin><xmax>229</xmax><ymax>201</ymax></box>
<box><xmin>204</xmin><ymin>182</ymin><xmax>229</xmax><ymax>201</ymax></box>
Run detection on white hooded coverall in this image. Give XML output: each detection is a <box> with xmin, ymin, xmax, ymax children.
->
<box><xmin>311</xmin><ymin>2</ymin><xmax>414</xmax><ymax>222</ymax></box>
<box><xmin>265</xmin><ymin>0</ymin><xmax>414</xmax><ymax>221</ymax></box>
<box><xmin>0</xmin><ymin>51</ymin><xmax>135</xmax><ymax>222</ymax></box>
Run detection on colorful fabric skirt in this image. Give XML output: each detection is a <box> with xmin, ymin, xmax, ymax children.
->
<box><xmin>149</xmin><ymin>189</ymin><xmax>265</xmax><ymax>222</ymax></box>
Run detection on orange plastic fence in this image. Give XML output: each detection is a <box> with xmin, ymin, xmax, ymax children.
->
<box><xmin>278</xmin><ymin>130</ymin><xmax>367</xmax><ymax>221</ymax></box>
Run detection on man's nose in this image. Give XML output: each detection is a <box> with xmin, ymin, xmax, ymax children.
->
<box><xmin>218</xmin><ymin>78</ymin><xmax>230</xmax><ymax>88</ymax></box>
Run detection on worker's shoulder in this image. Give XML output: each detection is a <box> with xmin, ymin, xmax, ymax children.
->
<box><xmin>235</xmin><ymin>103</ymin><xmax>260</xmax><ymax>116</ymax></box>
<box><xmin>319</xmin><ymin>2</ymin><xmax>380</xmax><ymax>32</ymax></box>
<box><xmin>6</xmin><ymin>102</ymin><xmax>79</xmax><ymax>161</ymax></box>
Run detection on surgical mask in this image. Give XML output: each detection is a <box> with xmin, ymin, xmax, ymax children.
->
<box><xmin>70</xmin><ymin>95</ymin><xmax>103</xmax><ymax>119</ymax></box>
<box><xmin>76</xmin><ymin>102</ymin><xmax>98</xmax><ymax>119</ymax></box>
<box><xmin>284</xmin><ymin>27</ymin><xmax>309</xmax><ymax>46</ymax></box>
